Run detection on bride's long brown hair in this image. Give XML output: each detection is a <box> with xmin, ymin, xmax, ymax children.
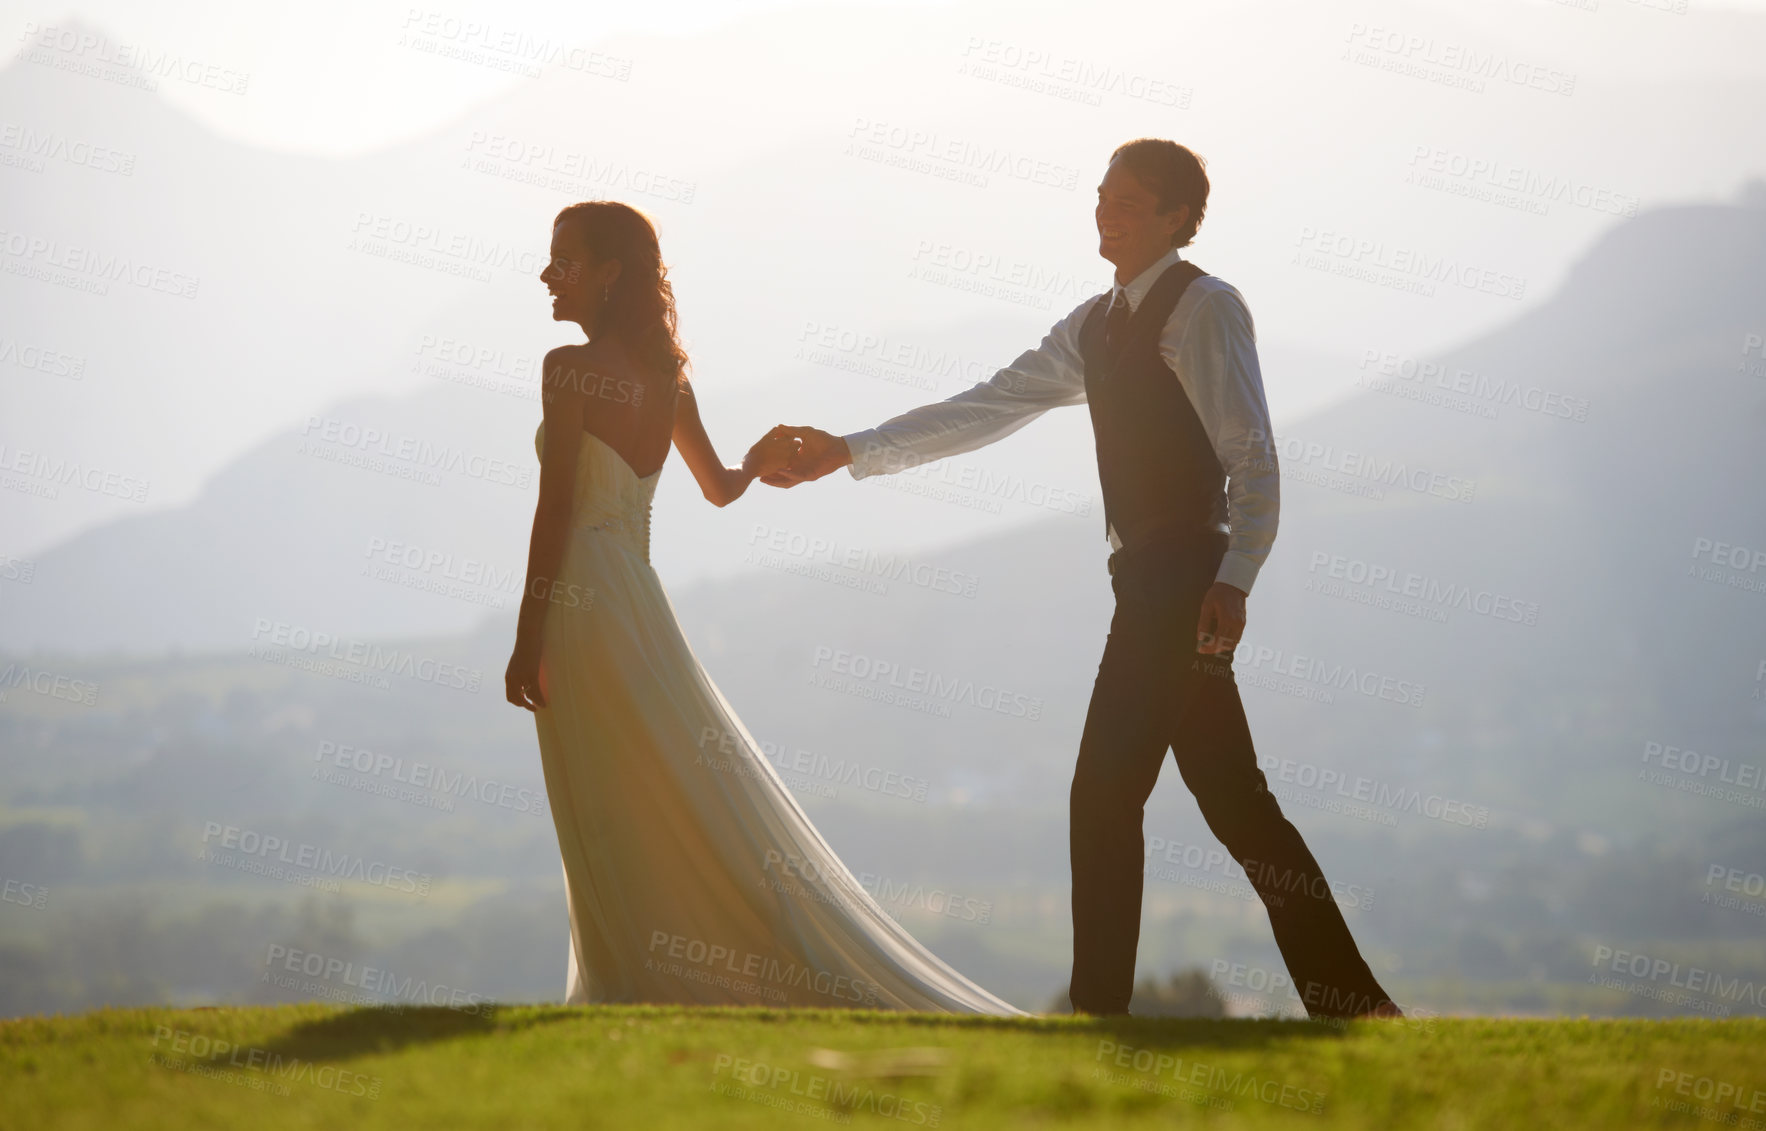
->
<box><xmin>555</xmin><ymin>201</ymin><xmax>690</xmax><ymax>386</ymax></box>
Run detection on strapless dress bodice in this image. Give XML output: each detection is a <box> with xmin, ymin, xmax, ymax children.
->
<box><xmin>535</xmin><ymin>421</ymin><xmax>661</xmax><ymax>562</ymax></box>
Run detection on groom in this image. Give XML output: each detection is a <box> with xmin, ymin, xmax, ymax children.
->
<box><xmin>758</xmin><ymin>139</ymin><xmax>1398</xmax><ymax>1019</ymax></box>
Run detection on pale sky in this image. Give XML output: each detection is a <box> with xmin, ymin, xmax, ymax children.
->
<box><xmin>8</xmin><ymin>0</ymin><xmax>1766</xmax><ymax>156</ymax></box>
<box><xmin>4</xmin><ymin>0</ymin><xmax>913</xmax><ymax>154</ymax></box>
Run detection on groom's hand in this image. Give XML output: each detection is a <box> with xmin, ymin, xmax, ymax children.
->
<box><xmin>759</xmin><ymin>425</ymin><xmax>851</xmax><ymax>487</ymax></box>
<box><xmin>1196</xmin><ymin>582</ymin><xmax>1247</xmax><ymax>654</ymax></box>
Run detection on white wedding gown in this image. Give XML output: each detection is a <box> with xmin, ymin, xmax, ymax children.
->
<box><xmin>530</xmin><ymin>421</ymin><xmax>1023</xmax><ymax>1014</ymax></box>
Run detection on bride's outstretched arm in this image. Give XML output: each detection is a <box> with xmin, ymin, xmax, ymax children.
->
<box><xmin>671</xmin><ymin>379</ymin><xmax>798</xmax><ymax>507</ymax></box>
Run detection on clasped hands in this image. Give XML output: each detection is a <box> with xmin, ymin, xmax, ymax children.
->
<box><xmin>740</xmin><ymin>425</ymin><xmax>1246</xmax><ymax>655</ymax></box>
<box><xmin>740</xmin><ymin>425</ymin><xmax>851</xmax><ymax>486</ymax></box>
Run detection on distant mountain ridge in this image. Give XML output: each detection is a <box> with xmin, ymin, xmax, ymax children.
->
<box><xmin>6</xmin><ymin>201</ymin><xmax>1763</xmax><ymax>705</ymax></box>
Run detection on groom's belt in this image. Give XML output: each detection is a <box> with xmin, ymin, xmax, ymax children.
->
<box><xmin>1106</xmin><ymin>515</ymin><xmax>1229</xmax><ymax>576</ymax></box>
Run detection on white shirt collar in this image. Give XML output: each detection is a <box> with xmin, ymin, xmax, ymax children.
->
<box><xmin>1111</xmin><ymin>246</ymin><xmax>1185</xmax><ymax>313</ymax></box>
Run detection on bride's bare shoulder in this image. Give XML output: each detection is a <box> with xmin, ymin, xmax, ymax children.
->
<box><xmin>542</xmin><ymin>341</ymin><xmax>626</xmax><ymax>401</ymax></box>
<box><xmin>543</xmin><ymin>340</ymin><xmax>609</xmax><ymax>374</ymax></box>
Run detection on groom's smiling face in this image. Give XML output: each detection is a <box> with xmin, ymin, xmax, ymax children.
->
<box><xmin>1095</xmin><ymin>157</ymin><xmax>1187</xmax><ymax>279</ymax></box>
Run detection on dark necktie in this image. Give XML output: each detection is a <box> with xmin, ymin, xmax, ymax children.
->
<box><xmin>1105</xmin><ymin>288</ymin><xmax>1131</xmax><ymax>356</ymax></box>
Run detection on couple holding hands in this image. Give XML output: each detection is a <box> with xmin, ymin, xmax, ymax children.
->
<box><xmin>506</xmin><ymin>137</ymin><xmax>1400</xmax><ymax>1019</ymax></box>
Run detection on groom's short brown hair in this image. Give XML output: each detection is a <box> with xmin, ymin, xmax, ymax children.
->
<box><xmin>1109</xmin><ymin>139</ymin><xmax>1209</xmax><ymax>249</ymax></box>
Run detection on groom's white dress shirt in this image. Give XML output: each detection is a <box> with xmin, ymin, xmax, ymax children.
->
<box><xmin>841</xmin><ymin>246</ymin><xmax>1280</xmax><ymax>595</ymax></box>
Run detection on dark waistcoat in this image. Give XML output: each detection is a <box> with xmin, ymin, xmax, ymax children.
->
<box><xmin>1079</xmin><ymin>260</ymin><xmax>1225</xmax><ymax>544</ymax></box>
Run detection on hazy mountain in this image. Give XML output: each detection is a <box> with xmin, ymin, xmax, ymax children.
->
<box><xmin>11</xmin><ymin>189</ymin><xmax>1766</xmax><ymax>674</ymax></box>
<box><xmin>8</xmin><ymin>2</ymin><xmax>1766</xmax><ymax>563</ymax></box>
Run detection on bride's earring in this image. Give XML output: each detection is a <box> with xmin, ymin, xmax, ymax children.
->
<box><xmin>602</xmin><ymin>280</ymin><xmax>611</xmax><ymax>302</ymax></box>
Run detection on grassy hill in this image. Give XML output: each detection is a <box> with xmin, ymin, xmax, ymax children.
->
<box><xmin>8</xmin><ymin>1004</ymin><xmax>1765</xmax><ymax>1129</ymax></box>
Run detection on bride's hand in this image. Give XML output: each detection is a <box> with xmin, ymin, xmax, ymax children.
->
<box><xmin>505</xmin><ymin>643</ymin><xmax>547</xmax><ymax>710</ymax></box>
<box><xmin>741</xmin><ymin>430</ymin><xmax>802</xmax><ymax>479</ymax></box>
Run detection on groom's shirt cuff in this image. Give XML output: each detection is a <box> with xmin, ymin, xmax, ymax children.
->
<box><xmin>1215</xmin><ymin>551</ymin><xmax>1263</xmax><ymax>596</ymax></box>
<box><xmin>842</xmin><ymin>429</ymin><xmax>891</xmax><ymax>480</ymax></box>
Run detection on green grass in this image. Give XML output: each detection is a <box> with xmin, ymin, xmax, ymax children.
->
<box><xmin>7</xmin><ymin>1004</ymin><xmax>1764</xmax><ymax>1129</ymax></box>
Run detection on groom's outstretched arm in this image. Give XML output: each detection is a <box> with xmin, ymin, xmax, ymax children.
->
<box><xmin>761</xmin><ymin>300</ymin><xmax>1095</xmax><ymax>487</ymax></box>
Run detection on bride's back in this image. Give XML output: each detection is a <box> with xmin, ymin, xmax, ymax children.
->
<box><xmin>561</xmin><ymin>336</ymin><xmax>679</xmax><ymax>480</ymax></box>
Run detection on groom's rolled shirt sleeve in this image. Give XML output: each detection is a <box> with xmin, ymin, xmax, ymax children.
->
<box><xmin>843</xmin><ymin>302</ymin><xmax>1092</xmax><ymax>480</ymax></box>
<box><xmin>1163</xmin><ymin>284</ymin><xmax>1280</xmax><ymax>595</ymax></box>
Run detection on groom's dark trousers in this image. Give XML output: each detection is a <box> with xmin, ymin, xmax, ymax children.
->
<box><xmin>1066</xmin><ymin>524</ymin><xmax>1395</xmax><ymax>1019</ymax></box>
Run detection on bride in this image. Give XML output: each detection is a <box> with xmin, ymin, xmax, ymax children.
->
<box><xmin>503</xmin><ymin>200</ymin><xmax>1021</xmax><ymax>1015</ymax></box>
